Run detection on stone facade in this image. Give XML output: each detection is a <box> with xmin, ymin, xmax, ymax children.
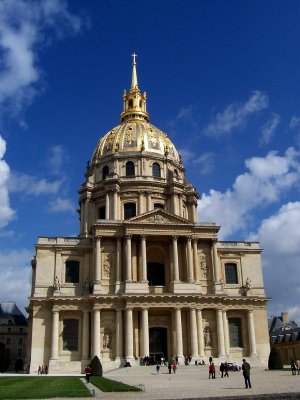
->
<box><xmin>27</xmin><ymin>57</ymin><xmax>270</xmax><ymax>374</ymax></box>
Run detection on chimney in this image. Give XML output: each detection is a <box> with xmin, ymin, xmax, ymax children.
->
<box><xmin>281</xmin><ymin>312</ymin><xmax>289</xmax><ymax>323</ymax></box>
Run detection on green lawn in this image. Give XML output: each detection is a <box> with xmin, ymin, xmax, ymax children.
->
<box><xmin>90</xmin><ymin>376</ymin><xmax>142</xmax><ymax>392</ymax></box>
<box><xmin>0</xmin><ymin>377</ymin><xmax>91</xmax><ymax>399</ymax></box>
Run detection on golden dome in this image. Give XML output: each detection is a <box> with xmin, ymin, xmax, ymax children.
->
<box><xmin>92</xmin><ymin>120</ymin><xmax>180</xmax><ymax>162</ymax></box>
<box><xmin>92</xmin><ymin>55</ymin><xmax>180</xmax><ymax>163</ymax></box>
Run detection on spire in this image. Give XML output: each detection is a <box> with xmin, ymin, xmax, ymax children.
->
<box><xmin>131</xmin><ymin>53</ymin><xmax>138</xmax><ymax>90</ymax></box>
<box><xmin>121</xmin><ymin>54</ymin><xmax>149</xmax><ymax>123</ymax></box>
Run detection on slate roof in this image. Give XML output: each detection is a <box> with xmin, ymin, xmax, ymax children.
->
<box><xmin>0</xmin><ymin>302</ymin><xmax>27</xmax><ymax>325</ymax></box>
<box><xmin>269</xmin><ymin>315</ymin><xmax>300</xmax><ymax>344</ymax></box>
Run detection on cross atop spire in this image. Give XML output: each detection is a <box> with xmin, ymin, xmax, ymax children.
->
<box><xmin>132</xmin><ymin>52</ymin><xmax>137</xmax><ymax>64</ymax></box>
<box><xmin>131</xmin><ymin>52</ymin><xmax>138</xmax><ymax>89</ymax></box>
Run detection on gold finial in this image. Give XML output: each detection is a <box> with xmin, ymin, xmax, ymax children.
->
<box><xmin>131</xmin><ymin>52</ymin><xmax>138</xmax><ymax>89</ymax></box>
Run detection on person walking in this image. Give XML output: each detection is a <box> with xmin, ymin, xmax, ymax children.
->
<box><xmin>296</xmin><ymin>359</ymin><xmax>300</xmax><ymax>375</ymax></box>
<box><xmin>242</xmin><ymin>359</ymin><xmax>251</xmax><ymax>388</ymax></box>
<box><xmin>85</xmin><ymin>365</ymin><xmax>92</xmax><ymax>383</ymax></box>
<box><xmin>168</xmin><ymin>362</ymin><xmax>172</xmax><ymax>374</ymax></box>
<box><xmin>224</xmin><ymin>361</ymin><xmax>229</xmax><ymax>377</ymax></box>
<box><xmin>220</xmin><ymin>363</ymin><xmax>224</xmax><ymax>378</ymax></box>
<box><xmin>156</xmin><ymin>363</ymin><xmax>160</xmax><ymax>374</ymax></box>
<box><xmin>172</xmin><ymin>363</ymin><xmax>177</xmax><ymax>374</ymax></box>
<box><xmin>209</xmin><ymin>362</ymin><xmax>216</xmax><ymax>379</ymax></box>
<box><xmin>291</xmin><ymin>359</ymin><xmax>297</xmax><ymax>375</ymax></box>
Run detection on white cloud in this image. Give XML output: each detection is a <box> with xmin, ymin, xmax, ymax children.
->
<box><xmin>48</xmin><ymin>197</ymin><xmax>74</xmax><ymax>213</ymax></box>
<box><xmin>0</xmin><ymin>248</ymin><xmax>32</xmax><ymax>313</ymax></box>
<box><xmin>0</xmin><ymin>0</ymin><xmax>84</xmax><ymax>114</ymax></box>
<box><xmin>46</xmin><ymin>144</ymin><xmax>68</xmax><ymax>175</ymax></box>
<box><xmin>203</xmin><ymin>91</ymin><xmax>268</xmax><ymax>137</ymax></box>
<box><xmin>179</xmin><ymin>148</ymin><xmax>215</xmax><ymax>175</ymax></box>
<box><xmin>9</xmin><ymin>171</ymin><xmax>63</xmax><ymax>196</ymax></box>
<box><xmin>260</xmin><ymin>113</ymin><xmax>281</xmax><ymax>145</ymax></box>
<box><xmin>251</xmin><ymin>202</ymin><xmax>300</xmax><ymax>323</ymax></box>
<box><xmin>0</xmin><ymin>135</ymin><xmax>15</xmax><ymax>228</ymax></box>
<box><xmin>198</xmin><ymin>147</ymin><xmax>300</xmax><ymax>237</ymax></box>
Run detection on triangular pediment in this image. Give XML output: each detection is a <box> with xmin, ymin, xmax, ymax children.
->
<box><xmin>124</xmin><ymin>209</ymin><xmax>193</xmax><ymax>225</ymax></box>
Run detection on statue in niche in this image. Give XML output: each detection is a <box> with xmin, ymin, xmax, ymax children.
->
<box><xmin>204</xmin><ymin>328</ymin><xmax>212</xmax><ymax>347</ymax></box>
<box><xmin>199</xmin><ymin>252</ymin><xmax>207</xmax><ymax>279</ymax></box>
<box><xmin>102</xmin><ymin>254</ymin><xmax>111</xmax><ymax>278</ymax></box>
<box><xmin>243</xmin><ymin>277</ymin><xmax>252</xmax><ymax>296</ymax></box>
<box><xmin>53</xmin><ymin>276</ymin><xmax>60</xmax><ymax>291</ymax></box>
<box><xmin>103</xmin><ymin>330</ymin><xmax>112</xmax><ymax>349</ymax></box>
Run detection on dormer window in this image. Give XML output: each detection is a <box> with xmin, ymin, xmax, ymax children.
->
<box><xmin>152</xmin><ymin>163</ymin><xmax>161</xmax><ymax>178</ymax></box>
<box><xmin>102</xmin><ymin>166</ymin><xmax>109</xmax><ymax>180</ymax></box>
<box><xmin>126</xmin><ymin>161</ymin><xmax>135</xmax><ymax>176</ymax></box>
<box><xmin>128</xmin><ymin>99</ymin><xmax>133</xmax><ymax>108</ymax></box>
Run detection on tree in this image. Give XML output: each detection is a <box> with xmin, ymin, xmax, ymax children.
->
<box><xmin>268</xmin><ymin>347</ymin><xmax>283</xmax><ymax>370</ymax></box>
<box><xmin>90</xmin><ymin>356</ymin><xmax>103</xmax><ymax>376</ymax></box>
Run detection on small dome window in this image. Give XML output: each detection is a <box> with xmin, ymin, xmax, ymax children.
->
<box><xmin>102</xmin><ymin>165</ymin><xmax>109</xmax><ymax>180</ymax></box>
<box><xmin>128</xmin><ymin>99</ymin><xmax>133</xmax><ymax>108</ymax></box>
<box><xmin>152</xmin><ymin>163</ymin><xmax>161</xmax><ymax>178</ymax></box>
<box><xmin>126</xmin><ymin>161</ymin><xmax>135</xmax><ymax>176</ymax></box>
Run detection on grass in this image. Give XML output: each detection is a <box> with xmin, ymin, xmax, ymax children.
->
<box><xmin>90</xmin><ymin>376</ymin><xmax>142</xmax><ymax>392</ymax></box>
<box><xmin>0</xmin><ymin>377</ymin><xmax>91</xmax><ymax>399</ymax></box>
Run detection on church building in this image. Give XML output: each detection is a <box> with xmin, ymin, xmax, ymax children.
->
<box><xmin>27</xmin><ymin>56</ymin><xmax>270</xmax><ymax>374</ymax></box>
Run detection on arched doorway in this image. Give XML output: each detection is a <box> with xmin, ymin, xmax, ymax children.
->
<box><xmin>147</xmin><ymin>262</ymin><xmax>165</xmax><ymax>286</ymax></box>
<box><xmin>149</xmin><ymin>327</ymin><xmax>168</xmax><ymax>363</ymax></box>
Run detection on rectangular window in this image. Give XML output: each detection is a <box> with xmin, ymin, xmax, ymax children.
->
<box><xmin>65</xmin><ymin>260</ymin><xmax>80</xmax><ymax>283</ymax></box>
<box><xmin>19</xmin><ymin>338</ymin><xmax>23</xmax><ymax>345</ymax></box>
<box><xmin>63</xmin><ymin>319</ymin><xmax>78</xmax><ymax>351</ymax></box>
<box><xmin>98</xmin><ymin>206</ymin><xmax>106</xmax><ymax>219</ymax></box>
<box><xmin>6</xmin><ymin>338</ymin><xmax>10</xmax><ymax>345</ymax></box>
<box><xmin>18</xmin><ymin>348</ymin><xmax>23</xmax><ymax>356</ymax></box>
<box><xmin>225</xmin><ymin>263</ymin><xmax>238</xmax><ymax>284</ymax></box>
<box><xmin>7</xmin><ymin>328</ymin><xmax>11</xmax><ymax>333</ymax></box>
<box><xmin>124</xmin><ymin>203</ymin><xmax>136</xmax><ymax>220</ymax></box>
<box><xmin>229</xmin><ymin>318</ymin><xmax>243</xmax><ymax>347</ymax></box>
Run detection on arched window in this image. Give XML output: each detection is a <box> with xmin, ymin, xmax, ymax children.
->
<box><xmin>152</xmin><ymin>162</ymin><xmax>161</xmax><ymax>177</ymax></box>
<box><xmin>128</xmin><ymin>99</ymin><xmax>133</xmax><ymax>108</ymax></box>
<box><xmin>126</xmin><ymin>161</ymin><xmax>135</xmax><ymax>176</ymax></box>
<box><xmin>102</xmin><ymin>165</ymin><xmax>109</xmax><ymax>180</ymax></box>
<box><xmin>174</xmin><ymin>169</ymin><xmax>179</xmax><ymax>179</ymax></box>
<box><xmin>225</xmin><ymin>263</ymin><xmax>238</xmax><ymax>284</ymax></box>
<box><xmin>65</xmin><ymin>260</ymin><xmax>80</xmax><ymax>283</ymax></box>
<box><xmin>124</xmin><ymin>203</ymin><xmax>136</xmax><ymax>219</ymax></box>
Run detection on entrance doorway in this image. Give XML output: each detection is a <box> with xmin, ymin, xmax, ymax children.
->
<box><xmin>149</xmin><ymin>327</ymin><xmax>168</xmax><ymax>363</ymax></box>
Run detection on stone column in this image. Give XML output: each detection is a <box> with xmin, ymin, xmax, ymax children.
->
<box><xmin>187</xmin><ymin>237</ymin><xmax>194</xmax><ymax>282</ymax></box>
<box><xmin>248</xmin><ymin>310</ymin><xmax>257</xmax><ymax>356</ymax></box>
<box><xmin>172</xmin><ymin>236</ymin><xmax>179</xmax><ymax>282</ymax></box>
<box><xmin>113</xmin><ymin>190</ymin><xmax>118</xmax><ymax>220</ymax></box>
<box><xmin>196</xmin><ymin>309</ymin><xmax>205</xmax><ymax>357</ymax></box>
<box><xmin>141</xmin><ymin>235</ymin><xmax>148</xmax><ymax>282</ymax></box>
<box><xmin>189</xmin><ymin>308</ymin><xmax>198</xmax><ymax>358</ymax></box>
<box><xmin>141</xmin><ymin>309</ymin><xmax>149</xmax><ymax>357</ymax></box>
<box><xmin>172</xmin><ymin>193</ymin><xmax>177</xmax><ymax>215</ymax></box>
<box><xmin>84</xmin><ymin>199</ymin><xmax>89</xmax><ymax>235</ymax></box>
<box><xmin>178</xmin><ymin>195</ymin><xmax>183</xmax><ymax>217</ymax></box>
<box><xmin>50</xmin><ymin>310</ymin><xmax>59</xmax><ymax>359</ymax></box>
<box><xmin>193</xmin><ymin>202</ymin><xmax>197</xmax><ymax>223</ymax></box>
<box><xmin>94</xmin><ymin>236</ymin><xmax>101</xmax><ymax>293</ymax></box>
<box><xmin>212</xmin><ymin>240</ymin><xmax>222</xmax><ymax>292</ymax></box>
<box><xmin>216</xmin><ymin>309</ymin><xmax>226</xmax><ymax>357</ymax></box>
<box><xmin>125</xmin><ymin>234</ymin><xmax>132</xmax><ymax>282</ymax></box>
<box><xmin>115</xmin><ymin>309</ymin><xmax>123</xmax><ymax>360</ymax></box>
<box><xmin>139</xmin><ymin>192</ymin><xmax>143</xmax><ymax>215</ymax></box>
<box><xmin>115</xmin><ymin>237</ymin><xmax>122</xmax><ymax>284</ymax></box>
<box><xmin>193</xmin><ymin>239</ymin><xmax>200</xmax><ymax>281</ymax></box>
<box><xmin>223</xmin><ymin>310</ymin><xmax>230</xmax><ymax>356</ymax></box>
<box><xmin>82</xmin><ymin>310</ymin><xmax>90</xmax><ymax>360</ymax></box>
<box><xmin>93</xmin><ymin>309</ymin><xmax>101</xmax><ymax>358</ymax></box>
<box><xmin>174</xmin><ymin>309</ymin><xmax>183</xmax><ymax>359</ymax></box>
<box><xmin>105</xmin><ymin>192</ymin><xmax>110</xmax><ymax>219</ymax></box>
<box><xmin>147</xmin><ymin>192</ymin><xmax>152</xmax><ymax>211</ymax></box>
<box><xmin>125</xmin><ymin>308</ymin><xmax>134</xmax><ymax>360</ymax></box>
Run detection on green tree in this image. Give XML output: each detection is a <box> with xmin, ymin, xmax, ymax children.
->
<box><xmin>268</xmin><ymin>347</ymin><xmax>283</xmax><ymax>370</ymax></box>
<box><xmin>90</xmin><ymin>356</ymin><xmax>103</xmax><ymax>376</ymax></box>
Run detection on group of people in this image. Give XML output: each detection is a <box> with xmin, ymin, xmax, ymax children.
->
<box><xmin>207</xmin><ymin>357</ymin><xmax>251</xmax><ymax>388</ymax></box>
<box><xmin>37</xmin><ymin>365</ymin><xmax>48</xmax><ymax>375</ymax></box>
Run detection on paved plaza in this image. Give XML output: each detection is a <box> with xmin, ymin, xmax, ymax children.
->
<box><xmin>92</xmin><ymin>364</ymin><xmax>300</xmax><ymax>400</ymax></box>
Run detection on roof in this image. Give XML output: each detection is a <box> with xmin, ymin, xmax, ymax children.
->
<box><xmin>0</xmin><ymin>302</ymin><xmax>27</xmax><ymax>325</ymax></box>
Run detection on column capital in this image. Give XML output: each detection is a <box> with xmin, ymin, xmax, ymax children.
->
<box><xmin>95</xmin><ymin>235</ymin><xmax>102</xmax><ymax>240</ymax></box>
<box><xmin>187</xmin><ymin>236</ymin><xmax>192</xmax><ymax>242</ymax></box>
<box><xmin>172</xmin><ymin>235</ymin><xmax>178</xmax><ymax>241</ymax></box>
<box><xmin>126</xmin><ymin>233</ymin><xmax>132</xmax><ymax>239</ymax></box>
<box><xmin>192</xmin><ymin>238</ymin><xmax>198</xmax><ymax>244</ymax></box>
<box><xmin>141</xmin><ymin>234</ymin><xmax>147</xmax><ymax>240</ymax></box>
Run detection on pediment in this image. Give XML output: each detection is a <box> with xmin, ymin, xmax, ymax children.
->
<box><xmin>125</xmin><ymin>209</ymin><xmax>192</xmax><ymax>225</ymax></box>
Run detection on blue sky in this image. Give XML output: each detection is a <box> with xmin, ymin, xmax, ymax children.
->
<box><xmin>0</xmin><ymin>0</ymin><xmax>300</xmax><ymax>322</ymax></box>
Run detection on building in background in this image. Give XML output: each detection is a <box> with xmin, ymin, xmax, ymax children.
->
<box><xmin>0</xmin><ymin>302</ymin><xmax>27</xmax><ymax>372</ymax></box>
<box><xmin>27</xmin><ymin>57</ymin><xmax>270</xmax><ymax>374</ymax></box>
<box><xmin>269</xmin><ymin>312</ymin><xmax>300</xmax><ymax>364</ymax></box>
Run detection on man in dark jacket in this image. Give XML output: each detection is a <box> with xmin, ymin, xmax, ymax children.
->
<box><xmin>242</xmin><ymin>359</ymin><xmax>251</xmax><ymax>388</ymax></box>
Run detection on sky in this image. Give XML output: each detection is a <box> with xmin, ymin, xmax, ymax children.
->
<box><xmin>0</xmin><ymin>0</ymin><xmax>300</xmax><ymax>323</ymax></box>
